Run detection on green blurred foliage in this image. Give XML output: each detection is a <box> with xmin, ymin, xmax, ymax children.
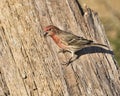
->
<box><xmin>102</xmin><ymin>17</ymin><xmax>120</xmax><ymax>65</ymax></box>
<box><xmin>110</xmin><ymin>29</ymin><xmax>120</xmax><ymax>64</ymax></box>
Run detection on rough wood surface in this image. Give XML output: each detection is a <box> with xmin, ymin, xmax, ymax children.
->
<box><xmin>0</xmin><ymin>0</ymin><xmax>120</xmax><ymax>96</ymax></box>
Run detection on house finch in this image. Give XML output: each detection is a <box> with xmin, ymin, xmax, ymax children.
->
<box><xmin>44</xmin><ymin>25</ymin><xmax>108</xmax><ymax>63</ymax></box>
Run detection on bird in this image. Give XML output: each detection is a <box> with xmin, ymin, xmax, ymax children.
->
<box><xmin>44</xmin><ymin>25</ymin><xmax>108</xmax><ymax>64</ymax></box>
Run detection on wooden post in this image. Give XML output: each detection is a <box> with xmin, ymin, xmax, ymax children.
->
<box><xmin>0</xmin><ymin>0</ymin><xmax>120</xmax><ymax>96</ymax></box>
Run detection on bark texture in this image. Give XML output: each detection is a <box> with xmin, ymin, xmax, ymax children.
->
<box><xmin>0</xmin><ymin>0</ymin><xmax>120</xmax><ymax>96</ymax></box>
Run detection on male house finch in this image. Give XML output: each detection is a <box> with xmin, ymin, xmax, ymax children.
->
<box><xmin>44</xmin><ymin>25</ymin><xmax>108</xmax><ymax>63</ymax></box>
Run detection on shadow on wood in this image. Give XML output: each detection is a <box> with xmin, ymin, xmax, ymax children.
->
<box><xmin>67</xmin><ymin>46</ymin><xmax>114</xmax><ymax>64</ymax></box>
<box><xmin>75</xmin><ymin>46</ymin><xmax>113</xmax><ymax>57</ymax></box>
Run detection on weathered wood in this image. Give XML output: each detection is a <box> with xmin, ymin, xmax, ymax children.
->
<box><xmin>0</xmin><ymin>0</ymin><xmax>120</xmax><ymax>96</ymax></box>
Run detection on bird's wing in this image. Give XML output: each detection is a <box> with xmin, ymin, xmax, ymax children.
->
<box><xmin>59</xmin><ymin>31</ymin><xmax>93</xmax><ymax>46</ymax></box>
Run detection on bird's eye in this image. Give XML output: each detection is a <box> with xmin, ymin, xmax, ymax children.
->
<box><xmin>48</xmin><ymin>28</ymin><xmax>52</xmax><ymax>31</ymax></box>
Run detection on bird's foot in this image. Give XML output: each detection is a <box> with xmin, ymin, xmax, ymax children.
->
<box><xmin>61</xmin><ymin>57</ymin><xmax>73</xmax><ymax>66</ymax></box>
<box><xmin>62</xmin><ymin>55</ymin><xmax>78</xmax><ymax>65</ymax></box>
<box><xmin>58</xmin><ymin>49</ymin><xmax>69</xmax><ymax>54</ymax></box>
<box><xmin>61</xmin><ymin>61</ymin><xmax>71</xmax><ymax>66</ymax></box>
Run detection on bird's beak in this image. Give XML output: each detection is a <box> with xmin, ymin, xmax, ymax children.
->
<box><xmin>44</xmin><ymin>32</ymin><xmax>48</xmax><ymax>37</ymax></box>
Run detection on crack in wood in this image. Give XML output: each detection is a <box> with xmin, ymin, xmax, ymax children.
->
<box><xmin>0</xmin><ymin>68</ymin><xmax>10</xmax><ymax>96</ymax></box>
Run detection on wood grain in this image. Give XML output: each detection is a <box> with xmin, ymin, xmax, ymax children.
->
<box><xmin>0</xmin><ymin>0</ymin><xmax>120</xmax><ymax>96</ymax></box>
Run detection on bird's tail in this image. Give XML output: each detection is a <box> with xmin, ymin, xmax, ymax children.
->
<box><xmin>90</xmin><ymin>42</ymin><xmax>109</xmax><ymax>48</ymax></box>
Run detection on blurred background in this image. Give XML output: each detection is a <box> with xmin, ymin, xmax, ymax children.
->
<box><xmin>79</xmin><ymin>0</ymin><xmax>120</xmax><ymax>65</ymax></box>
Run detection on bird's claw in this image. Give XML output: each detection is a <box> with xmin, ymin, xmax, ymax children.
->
<box><xmin>58</xmin><ymin>49</ymin><xmax>67</xmax><ymax>54</ymax></box>
<box><xmin>61</xmin><ymin>61</ymin><xmax>70</xmax><ymax>66</ymax></box>
<box><xmin>61</xmin><ymin>58</ymin><xmax>73</xmax><ymax>66</ymax></box>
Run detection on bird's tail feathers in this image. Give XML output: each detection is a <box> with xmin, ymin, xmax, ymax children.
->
<box><xmin>90</xmin><ymin>43</ymin><xmax>109</xmax><ymax>48</ymax></box>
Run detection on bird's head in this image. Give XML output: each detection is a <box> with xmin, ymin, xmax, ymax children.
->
<box><xmin>43</xmin><ymin>25</ymin><xmax>60</xmax><ymax>37</ymax></box>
